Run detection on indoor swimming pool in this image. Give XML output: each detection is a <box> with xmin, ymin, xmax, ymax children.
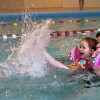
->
<box><xmin>0</xmin><ymin>11</ymin><xmax>100</xmax><ymax>100</ymax></box>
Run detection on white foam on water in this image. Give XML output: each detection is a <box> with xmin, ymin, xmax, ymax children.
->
<box><xmin>18</xmin><ymin>19</ymin><xmax>51</xmax><ymax>77</ymax></box>
<box><xmin>0</xmin><ymin>16</ymin><xmax>52</xmax><ymax>78</ymax></box>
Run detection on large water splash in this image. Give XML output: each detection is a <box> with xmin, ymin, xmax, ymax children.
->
<box><xmin>0</xmin><ymin>16</ymin><xmax>52</xmax><ymax>78</ymax></box>
<box><xmin>18</xmin><ymin>19</ymin><xmax>51</xmax><ymax>77</ymax></box>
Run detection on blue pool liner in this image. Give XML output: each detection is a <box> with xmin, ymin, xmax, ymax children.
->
<box><xmin>0</xmin><ymin>10</ymin><xmax>100</xmax><ymax>22</ymax></box>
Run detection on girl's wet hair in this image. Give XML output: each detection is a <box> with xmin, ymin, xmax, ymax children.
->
<box><xmin>81</xmin><ymin>37</ymin><xmax>98</xmax><ymax>50</ymax></box>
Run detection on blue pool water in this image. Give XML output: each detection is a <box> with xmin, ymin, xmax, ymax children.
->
<box><xmin>0</xmin><ymin>11</ymin><xmax>100</xmax><ymax>100</ymax></box>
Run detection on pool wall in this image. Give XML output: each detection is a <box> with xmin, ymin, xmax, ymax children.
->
<box><xmin>0</xmin><ymin>0</ymin><xmax>100</xmax><ymax>12</ymax></box>
<box><xmin>0</xmin><ymin>10</ymin><xmax>100</xmax><ymax>21</ymax></box>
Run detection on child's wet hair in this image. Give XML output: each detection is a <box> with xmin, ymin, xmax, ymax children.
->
<box><xmin>81</xmin><ymin>37</ymin><xmax>98</xmax><ymax>50</ymax></box>
<box><xmin>96</xmin><ymin>31</ymin><xmax>100</xmax><ymax>38</ymax></box>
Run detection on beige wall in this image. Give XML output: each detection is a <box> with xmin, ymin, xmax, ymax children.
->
<box><xmin>0</xmin><ymin>0</ymin><xmax>25</xmax><ymax>10</ymax></box>
<box><xmin>25</xmin><ymin>0</ymin><xmax>62</xmax><ymax>8</ymax></box>
<box><xmin>86</xmin><ymin>0</ymin><xmax>100</xmax><ymax>10</ymax></box>
<box><xmin>0</xmin><ymin>0</ymin><xmax>100</xmax><ymax>12</ymax></box>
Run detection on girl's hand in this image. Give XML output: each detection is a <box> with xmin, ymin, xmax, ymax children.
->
<box><xmin>68</xmin><ymin>62</ymin><xmax>85</xmax><ymax>70</ymax></box>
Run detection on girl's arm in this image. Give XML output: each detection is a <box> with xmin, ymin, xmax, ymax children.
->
<box><xmin>43</xmin><ymin>50</ymin><xmax>70</xmax><ymax>69</ymax></box>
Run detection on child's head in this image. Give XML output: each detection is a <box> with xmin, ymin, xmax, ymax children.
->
<box><xmin>79</xmin><ymin>37</ymin><xmax>98</xmax><ymax>59</ymax></box>
<box><xmin>96</xmin><ymin>31</ymin><xmax>100</xmax><ymax>43</ymax></box>
<box><xmin>96</xmin><ymin>32</ymin><xmax>100</xmax><ymax>48</ymax></box>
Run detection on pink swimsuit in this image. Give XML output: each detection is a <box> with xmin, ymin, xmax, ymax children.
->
<box><xmin>77</xmin><ymin>58</ymin><xmax>90</xmax><ymax>69</ymax></box>
<box><xmin>91</xmin><ymin>48</ymin><xmax>100</xmax><ymax>68</ymax></box>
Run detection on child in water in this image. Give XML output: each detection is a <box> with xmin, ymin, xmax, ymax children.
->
<box><xmin>92</xmin><ymin>32</ymin><xmax>100</xmax><ymax>75</ymax></box>
<box><xmin>43</xmin><ymin>37</ymin><xmax>98</xmax><ymax>71</ymax></box>
<box><xmin>96</xmin><ymin>31</ymin><xmax>100</xmax><ymax>48</ymax></box>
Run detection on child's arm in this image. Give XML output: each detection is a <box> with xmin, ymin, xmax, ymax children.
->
<box><xmin>43</xmin><ymin>50</ymin><xmax>70</xmax><ymax>69</ymax></box>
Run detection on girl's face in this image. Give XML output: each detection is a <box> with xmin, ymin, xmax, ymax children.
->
<box><xmin>79</xmin><ymin>40</ymin><xmax>92</xmax><ymax>59</ymax></box>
